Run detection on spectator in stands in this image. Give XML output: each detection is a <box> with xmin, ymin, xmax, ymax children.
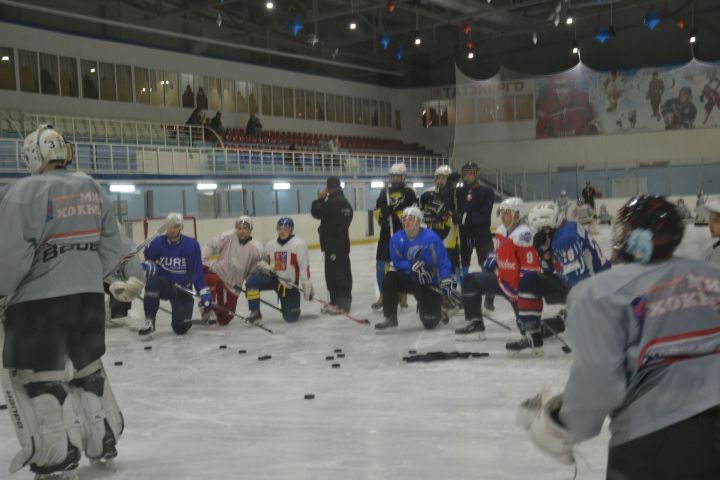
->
<box><xmin>196</xmin><ymin>86</ymin><xmax>208</xmax><ymax>110</ymax></box>
<box><xmin>285</xmin><ymin>144</ymin><xmax>302</xmax><ymax>172</ymax></box>
<box><xmin>182</xmin><ymin>85</ymin><xmax>194</xmax><ymax>108</ymax></box>
<box><xmin>246</xmin><ymin>113</ymin><xmax>258</xmax><ymax>137</ymax></box>
<box><xmin>186</xmin><ymin>108</ymin><xmax>204</xmax><ymax>126</ymax></box>
<box><xmin>210</xmin><ymin>112</ymin><xmax>224</xmax><ymax>136</ymax></box>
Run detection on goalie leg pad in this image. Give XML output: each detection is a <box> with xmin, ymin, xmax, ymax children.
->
<box><xmin>0</xmin><ymin>369</ymin><xmax>83</xmax><ymax>474</ymax></box>
<box><xmin>70</xmin><ymin>360</ymin><xmax>124</xmax><ymax>460</ymax></box>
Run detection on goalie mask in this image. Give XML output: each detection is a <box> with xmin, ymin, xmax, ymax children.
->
<box><xmin>612</xmin><ymin>195</ymin><xmax>684</xmax><ymax>264</ymax></box>
<box><xmin>21</xmin><ymin>125</ymin><xmax>73</xmax><ymax>174</ymax></box>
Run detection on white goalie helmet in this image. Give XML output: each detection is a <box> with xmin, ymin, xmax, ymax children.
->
<box><xmin>21</xmin><ymin>124</ymin><xmax>73</xmax><ymax>174</ymax></box>
<box><xmin>498</xmin><ymin>197</ymin><xmax>525</xmax><ymax>216</ymax></box>
<box><xmin>389</xmin><ymin>163</ymin><xmax>407</xmax><ymax>176</ymax></box>
<box><xmin>235</xmin><ymin>215</ymin><xmax>254</xmax><ymax>229</ymax></box>
<box><xmin>166</xmin><ymin>212</ymin><xmax>184</xmax><ymax>230</ymax></box>
<box><xmin>434</xmin><ymin>165</ymin><xmax>452</xmax><ymax>178</ymax></box>
<box><xmin>528</xmin><ymin>202</ymin><xmax>561</xmax><ymax>231</ymax></box>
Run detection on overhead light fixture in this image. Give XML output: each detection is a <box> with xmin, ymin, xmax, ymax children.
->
<box><xmin>379</xmin><ymin>32</ymin><xmax>390</xmax><ymax>50</ymax></box>
<box><xmin>197</xmin><ymin>183</ymin><xmax>218</xmax><ymax>191</ymax></box>
<box><xmin>594</xmin><ymin>26</ymin><xmax>610</xmax><ymax>44</ymax></box>
<box><xmin>566</xmin><ymin>17</ymin><xmax>573</xmax><ymax>25</ymax></box>
<box><xmin>229</xmin><ymin>184</ymin><xmax>243</xmax><ymax>190</ymax></box>
<box><xmin>0</xmin><ymin>55</ymin><xmax>9</xmax><ymax>62</ymax></box>
<box><xmin>690</xmin><ymin>28</ymin><xmax>697</xmax><ymax>43</ymax></box>
<box><xmin>412</xmin><ymin>182</ymin><xmax>424</xmax><ymax>188</ymax></box>
<box><xmin>266</xmin><ymin>1</ymin><xmax>274</xmax><ymax>9</ymax></box>
<box><xmin>414</xmin><ymin>34</ymin><xmax>422</xmax><ymax>46</ymax></box>
<box><xmin>572</xmin><ymin>41</ymin><xmax>579</xmax><ymax>54</ymax></box>
<box><xmin>349</xmin><ymin>21</ymin><xmax>357</xmax><ymax>30</ymax></box>
<box><xmin>532</xmin><ymin>32</ymin><xmax>538</xmax><ymax>45</ymax></box>
<box><xmin>467</xmin><ymin>51</ymin><xmax>474</xmax><ymax>59</ymax></box>
<box><xmin>90</xmin><ymin>67</ymin><xmax>96</xmax><ymax>73</ymax></box>
<box><xmin>644</xmin><ymin>10</ymin><xmax>661</xmax><ymax>31</ymax></box>
<box><xmin>109</xmin><ymin>184</ymin><xmax>135</xmax><ymax>193</ymax></box>
<box><xmin>341</xmin><ymin>181</ymin><xmax>346</xmax><ymax>188</ymax></box>
<box><xmin>371</xmin><ymin>181</ymin><xmax>384</xmax><ymax>189</ymax></box>
<box><xmin>273</xmin><ymin>182</ymin><xmax>291</xmax><ymax>190</ymax></box>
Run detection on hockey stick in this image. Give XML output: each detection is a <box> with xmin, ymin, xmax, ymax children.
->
<box><xmin>270</xmin><ymin>273</ymin><xmax>370</xmax><ymax>325</ymax></box>
<box><xmin>482</xmin><ymin>311</ymin><xmax>512</xmax><ymax>331</ymax></box>
<box><xmin>232</xmin><ymin>285</ymin><xmax>283</xmax><ymax>313</ymax></box>
<box><xmin>173</xmin><ymin>284</ymin><xmax>274</xmax><ymax>334</ymax></box>
<box><xmin>541</xmin><ymin>319</ymin><xmax>572</xmax><ymax>354</ymax></box>
<box><xmin>105</xmin><ymin>219</ymin><xmax>171</xmax><ymax>281</ymax></box>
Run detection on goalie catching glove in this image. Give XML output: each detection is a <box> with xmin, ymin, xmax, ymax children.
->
<box><xmin>516</xmin><ymin>388</ymin><xmax>575</xmax><ymax>465</ymax></box>
<box><xmin>109</xmin><ymin>277</ymin><xmax>144</xmax><ymax>303</ymax></box>
<box><xmin>411</xmin><ymin>260</ymin><xmax>432</xmax><ymax>286</ymax></box>
<box><xmin>300</xmin><ymin>279</ymin><xmax>314</xmax><ymax>301</ymax></box>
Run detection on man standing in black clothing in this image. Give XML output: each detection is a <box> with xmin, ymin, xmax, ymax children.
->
<box><xmin>311</xmin><ymin>176</ymin><xmax>354</xmax><ymax>312</ymax></box>
<box><xmin>581</xmin><ymin>181</ymin><xmax>599</xmax><ymax>211</ymax></box>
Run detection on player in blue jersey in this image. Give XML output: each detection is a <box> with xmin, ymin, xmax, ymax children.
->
<box><xmin>140</xmin><ymin>213</ymin><xmax>212</xmax><ymax>337</ymax></box>
<box><xmin>374</xmin><ymin>206</ymin><xmax>459</xmax><ymax>331</ymax></box>
<box><xmin>510</xmin><ymin>202</ymin><xmax>610</xmax><ymax>353</ymax></box>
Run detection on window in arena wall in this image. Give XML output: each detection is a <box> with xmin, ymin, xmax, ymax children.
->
<box><xmin>116</xmin><ymin>64</ymin><xmax>133</xmax><ymax>102</ymax></box>
<box><xmin>447</xmin><ymin>98</ymin><xmax>456</xmax><ymax>126</ymax></box>
<box><xmin>39</xmin><ymin>53</ymin><xmax>59</xmax><ymax>95</ymax></box>
<box><xmin>222</xmin><ymin>79</ymin><xmax>235</xmax><ymax>112</ymax></box>
<box><xmin>354</xmin><ymin>98</ymin><xmax>363</xmax><ymax>124</ymax></box>
<box><xmin>18</xmin><ymin>50</ymin><xmax>39</xmax><ymax>94</ymax></box>
<box><xmin>438</xmin><ymin>99</ymin><xmax>450</xmax><ymax>126</ymax></box>
<box><xmin>235</xmin><ymin>81</ymin><xmax>248</xmax><ymax>113</ymax></box>
<box><xmin>385</xmin><ymin>101</ymin><xmax>393</xmax><ymax>128</ymax></box>
<box><xmin>334</xmin><ymin>94</ymin><xmax>344</xmax><ymax>123</ymax></box>
<box><xmin>180</xmin><ymin>73</ymin><xmax>194</xmax><ymax>108</ymax></box>
<box><xmin>295</xmin><ymin>89</ymin><xmax>305</xmax><ymax>118</ymax></box>
<box><xmin>80</xmin><ymin>59</ymin><xmax>99</xmax><ymax>99</ymax></box>
<box><xmin>99</xmin><ymin>62</ymin><xmax>116</xmax><ymax>101</ymax></box>
<box><xmin>378</xmin><ymin>101</ymin><xmax>386</xmax><ymax>127</ymax></box>
<box><xmin>283</xmin><ymin>87</ymin><xmax>294</xmax><ymax>117</ymax></box>
<box><xmin>261</xmin><ymin>84</ymin><xmax>272</xmax><ymax>116</ymax></box>
<box><xmin>343</xmin><ymin>96</ymin><xmax>353</xmax><ymax>123</ymax></box>
<box><xmin>58</xmin><ymin>56</ymin><xmax>77</xmax><ymax>97</ymax></box>
<box><xmin>207</xmin><ymin>77</ymin><xmax>221</xmax><ymax>111</ymax></box>
<box><xmin>325</xmin><ymin>94</ymin><xmax>335</xmax><ymax>122</ymax></box>
<box><xmin>148</xmin><ymin>70</ymin><xmax>164</xmax><ymax>106</ymax></box>
<box><xmin>362</xmin><ymin>98</ymin><xmax>370</xmax><ymax>125</ymax></box>
<box><xmin>370</xmin><ymin>100</ymin><xmax>378</xmax><ymax>126</ymax></box>
<box><xmin>315</xmin><ymin>92</ymin><xmax>325</xmax><ymax>121</ymax></box>
<box><xmin>134</xmin><ymin>67</ymin><xmax>150</xmax><ymax>104</ymax></box>
<box><xmin>272</xmin><ymin>85</ymin><xmax>283</xmax><ymax>116</ymax></box>
<box><xmin>0</xmin><ymin>47</ymin><xmax>16</xmax><ymax>91</ymax></box>
<box><xmin>162</xmin><ymin>71</ymin><xmax>179</xmax><ymax>107</ymax></box>
<box><xmin>305</xmin><ymin>90</ymin><xmax>315</xmax><ymax>120</ymax></box>
<box><xmin>247</xmin><ymin>82</ymin><xmax>259</xmax><ymax>114</ymax></box>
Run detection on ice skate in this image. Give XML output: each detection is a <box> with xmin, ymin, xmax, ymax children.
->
<box><xmin>440</xmin><ymin>310</ymin><xmax>450</xmax><ymax>325</ymax></box>
<box><xmin>32</xmin><ymin>445</ymin><xmax>81</xmax><ymax>480</ymax></box>
<box><xmin>483</xmin><ymin>296</ymin><xmax>495</xmax><ymax>312</ymax></box>
<box><xmin>374</xmin><ymin>315</ymin><xmax>398</xmax><ymax>330</ymax></box>
<box><xmin>201</xmin><ymin>308</ymin><xmax>217</xmax><ymax>325</ymax></box>
<box><xmin>245</xmin><ymin>310</ymin><xmax>263</xmax><ymax>327</ymax></box>
<box><xmin>320</xmin><ymin>304</ymin><xmax>342</xmax><ymax>315</ymax></box>
<box><xmin>34</xmin><ymin>472</ymin><xmax>79</xmax><ymax>480</ymax></box>
<box><xmin>138</xmin><ymin>318</ymin><xmax>155</xmax><ymax>338</ymax></box>
<box><xmin>454</xmin><ymin>319</ymin><xmax>486</xmax><ymax>341</ymax></box>
<box><xmin>371</xmin><ymin>295</ymin><xmax>383</xmax><ymax>311</ymax></box>
<box><xmin>506</xmin><ymin>332</ymin><xmax>544</xmax><ymax>357</ymax></box>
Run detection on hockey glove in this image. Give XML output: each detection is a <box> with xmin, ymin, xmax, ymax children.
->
<box><xmin>198</xmin><ymin>287</ymin><xmax>213</xmax><ymax>310</ymax></box>
<box><xmin>300</xmin><ymin>279</ymin><xmax>314</xmax><ymax>301</ymax></box>
<box><xmin>411</xmin><ymin>260</ymin><xmax>432</xmax><ymax>286</ymax></box>
<box><xmin>517</xmin><ymin>388</ymin><xmax>575</xmax><ymax>465</ymax></box>
<box><xmin>142</xmin><ymin>261</ymin><xmax>158</xmax><ymax>278</ymax></box>
<box><xmin>253</xmin><ymin>260</ymin><xmax>274</xmax><ymax>277</ymax></box>
<box><xmin>439</xmin><ymin>278</ymin><xmax>462</xmax><ymax>306</ymax></box>
<box><xmin>482</xmin><ymin>253</ymin><xmax>498</xmax><ymax>273</ymax></box>
<box><xmin>109</xmin><ymin>276</ymin><xmax>145</xmax><ymax>303</ymax></box>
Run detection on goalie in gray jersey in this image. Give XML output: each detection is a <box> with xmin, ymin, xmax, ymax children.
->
<box><xmin>518</xmin><ymin>195</ymin><xmax>720</xmax><ymax>479</ymax></box>
<box><xmin>0</xmin><ymin>125</ymin><xmax>124</xmax><ymax>478</ymax></box>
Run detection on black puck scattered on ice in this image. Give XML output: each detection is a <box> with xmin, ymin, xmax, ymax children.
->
<box><xmin>238</xmin><ymin>349</ymin><xmax>247</xmax><ymax>354</ymax></box>
<box><xmin>337</xmin><ymin>353</ymin><xmax>345</xmax><ymax>358</ymax></box>
<box><xmin>333</xmin><ymin>349</ymin><xmax>342</xmax><ymax>353</ymax></box>
<box><xmin>325</xmin><ymin>355</ymin><xmax>334</xmax><ymax>360</ymax></box>
<box><xmin>331</xmin><ymin>363</ymin><xmax>341</xmax><ymax>368</ymax></box>
<box><xmin>304</xmin><ymin>394</ymin><xmax>315</xmax><ymax>400</ymax></box>
<box><xmin>144</xmin><ymin>346</ymin><xmax>152</xmax><ymax>351</ymax></box>
<box><xmin>408</xmin><ymin>350</ymin><xmax>417</xmax><ymax>354</ymax></box>
<box><xmin>114</xmin><ymin>361</ymin><xmax>124</xmax><ymax>366</ymax></box>
<box><xmin>0</xmin><ymin>404</ymin><xmax>7</xmax><ymax>410</ymax></box>
<box><xmin>258</xmin><ymin>355</ymin><xmax>272</xmax><ymax>361</ymax></box>
<box><xmin>219</xmin><ymin>345</ymin><xmax>227</xmax><ymax>349</ymax></box>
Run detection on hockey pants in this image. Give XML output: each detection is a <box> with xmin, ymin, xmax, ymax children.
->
<box><xmin>461</xmin><ymin>271</ymin><xmax>516</xmax><ymax>322</ymax></box>
<box><xmin>382</xmin><ymin>270</ymin><xmax>443</xmax><ymax>330</ymax></box>
<box><xmin>245</xmin><ymin>273</ymin><xmax>301</xmax><ymax>323</ymax></box>
<box><xmin>203</xmin><ymin>271</ymin><xmax>239</xmax><ymax>325</ymax></box>
<box><xmin>143</xmin><ymin>275</ymin><xmax>193</xmax><ymax>334</ymax></box>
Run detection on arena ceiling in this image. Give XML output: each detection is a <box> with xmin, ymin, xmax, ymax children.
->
<box><xmin>1</xmin><ymin>0</ymin><xmax>719</xmax><ymax>87</ymax></box>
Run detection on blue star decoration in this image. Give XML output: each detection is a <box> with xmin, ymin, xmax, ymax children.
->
<box><xmin>380</xmin><ymin>32</ymin><xmax>390</xmax><ymax>50</ymax></box>
<box><xmin>290</xmin><ymin>16</ymin><xmax>304</xmax><ymax>37</ymax></box>
<box><xmin>594</xmin><ymin>26</ymin><xmax>610</xmax><ymax>44</ymax></box>
<box><xmin>394</xmin><ymin>43</ymin><xmax>405</xmax><ymax>60</ymax></box>
<box><xmin>644</xmin><ymin>11</ymin><xmax>661</xmax><ymax>31</ymax></box>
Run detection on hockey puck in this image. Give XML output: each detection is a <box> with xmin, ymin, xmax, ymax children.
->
<box><xmin>333</xmin><ymin>348</ymin><xmax>342</xmax><ymax>353</ymax></box>
<box><xmin>114</xmin><ymin>361</ymin><xmax>124</xmax><ymax>366</ymax></box>
<box><xmin>408</xmin><ymin>350</ymin><xmax>417</xmax><ymax>354</ymax></box>
<box><xmin>219</xmin><ymin>345</ymin><xmax>227</xmax><ymax>349</ymax></box>
<box><xmin>258</xmin><ymin>355</ymin><xmax>272</xmax><ymax>361</ymax></box>
<box><xmin>144</xmin><ymin>346</ymin><xmax>152</xmax><ymax>351</ymax></box>
<box><xmin>337</xmin><ymin>353</ymin><xmax>345</xmax><ymax>358</ymax></box>
<box><xmin>238</xmin><ymin>349</ymin><xmax>247</xmax><ymax>354</ymax></box>
<box><xmin>325</xmin><ymin>355</ymin><xmax>334</xmax><ymax>360</ymax></box>
<box><xmin>304</xmin><ymin>394</ymin><xmax>315</xmax><ymax>400</ymax></box>
<box><xmin>0</xmin><ymin>404</ymin><xmax>7</xmax><ymax>410</ymax></box>
<box><xmin>331</xmin><ymin>363</ymin><xmax>340</xmax><ymax>368</ymax></box>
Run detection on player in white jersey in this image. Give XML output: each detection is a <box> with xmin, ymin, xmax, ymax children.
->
<box><xmin>202</xmin><ymin>216</ymin><xmax>263</xmax><ymax>325</ymax></box>
<box><xmin>245</xmin><ymin>217</ymin><xmax>314</xmax><ymax>323</ymax></box>
<box><xmin>0</xmin><ymin>125</ymin><xmax>124</xmax><ymax>477</ymax></box>
<box><xmin>518</xmin><ymin>196</ymin><xmax>720</xmax><ymax>479</ymax></box>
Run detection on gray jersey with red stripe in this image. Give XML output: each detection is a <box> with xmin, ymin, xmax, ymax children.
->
<box><xmin>0</xmin><ymin>170</ymin><xmax>121</xmax><ymax>304</ymax></box>
<box><xmin>559</xmin><ymin>257</ymin><xmax>720</xmax><ymax>447</ymax></box>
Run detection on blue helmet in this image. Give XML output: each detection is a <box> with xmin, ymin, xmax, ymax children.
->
<box><xmin>277</xmin><ymin>217</ymin><xmax>294</xmax><ymax>231</ymax></box>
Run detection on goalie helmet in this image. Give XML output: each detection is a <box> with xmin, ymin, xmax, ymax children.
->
<box><xmin>498</xmin><ymin>197</ymin><xmax>525</xmax><ymax>216</ymax></box>
<box><xmin>235</xmin><ymin>215</ymin><xmax>253</xmax><ymax>229</ymax></box>
<box><xmin>528</xmin><ymin>202</ymin><xmax>561</xmax><ymax>231</ymax></box>
<box><xmin>166</xmin><ymin>212</ymin><xmax>184</xmax><ymax>230</ymax></box>
<box><xmin>21</xmin><ymin>124</ymin><xmax>73</xmax><ymax>174</ymax></box>
<box><xmin>434</xmin><ymin>165</ymin><xmax>452</xmax><ymax>178</ymax></box>
<box><xmin>612</xmin><ymin>195</ymin><xmax>684</xmax><ymax>264</ymax></box>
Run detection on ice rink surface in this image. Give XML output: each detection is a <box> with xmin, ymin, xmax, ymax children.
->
<box><xmin>0</xmin><ymin>222</ymin><xmax>712</xmax><ymax>480</ymax></box>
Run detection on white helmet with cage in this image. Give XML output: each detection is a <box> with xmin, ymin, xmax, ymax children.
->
<box><xmin>235</xmin><ymin>215</ymin><xmax>254</xmax><ymax>229</ymax></box>
<box><xmin>528</xmin><ymin>202</ymin><xmax>562</xmax><ymax>231</ymax></box>
<box><xmin>166</xmin><ymin>212</ymin><xmax>184</xmax><ymax>230</ymax></box>
<box><xmin>434</xmin><ymin>165</ymin><xmax>452</xmax><ymax>178</ymax></box>
<box><xmin>498</xmin><ymin>197</ymin><xmax>525</xmax><ymax>217</ymax></box>
<box><xmin>402</xmin><ymin>205</ymin><xmax>423</xmax><ymax>224</ymax></box>
<box><xmin>21</xmin><ymin>124</ymin><xmax>73</xmax><ymax>174</ymax></box>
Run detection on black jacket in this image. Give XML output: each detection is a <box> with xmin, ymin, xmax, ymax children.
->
<box><xmin>311</xmin><ymin>190</ymin><xmax>353</xmax><ymax>254</ymax></box>
<box><xmin>456</xmin><ymin>182</ymin><xmax>494</xmax><ymax>234</ymax></box>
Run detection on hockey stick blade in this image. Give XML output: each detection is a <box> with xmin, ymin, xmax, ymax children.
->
<box><xmin>105</xmin><ymin>219</ymin><xmax>171</xmax><ymax>280</ymax></box>
<box><xmin>542</xmin><ymin>320</ymin><xmax>572</xmax><ymax>354</ymax></box>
